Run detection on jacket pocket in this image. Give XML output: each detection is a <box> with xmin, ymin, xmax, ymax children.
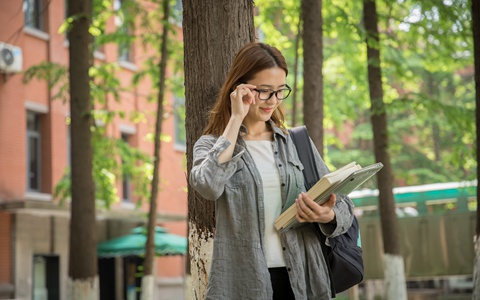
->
<box><xmin>225</xmin><ymin>159</ymin><xmax>246</xmax><ymax>189</ymax></box>
<box><xmin>288</xmin><ymin>158</ymin><xmax>305</xmax><ymax>189</ymax></box>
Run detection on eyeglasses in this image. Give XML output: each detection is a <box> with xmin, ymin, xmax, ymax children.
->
<box><xmin>253</xmin><ymin>84</ymin><xmax>292</xmax><ymax>101</ymax></box>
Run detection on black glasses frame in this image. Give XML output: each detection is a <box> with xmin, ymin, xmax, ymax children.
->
<box><xmin>253</xmin><ymin>84</ymin><xmax>292</xmax><ymax>101</ymax></box>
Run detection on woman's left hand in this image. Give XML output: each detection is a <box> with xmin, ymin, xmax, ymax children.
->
<box><xmin>295</xmin><ymin>192</ymin><xmax>336</xmax><ymax>224</ymax></box>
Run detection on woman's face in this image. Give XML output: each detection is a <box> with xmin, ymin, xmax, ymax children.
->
<box><xmin>244</xmin><ymin>67</ymin><xmax>287</xmax><ymax>124</ymax></box>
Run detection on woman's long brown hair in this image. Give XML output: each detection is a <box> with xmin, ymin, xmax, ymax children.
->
<box><xmin>203</xmin><ymin>43</ymin><xmax>288</xmax><ymax>136</ymax></box>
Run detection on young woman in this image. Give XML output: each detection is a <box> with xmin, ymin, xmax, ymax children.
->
<box><xmin>189</xmin><ymin>42</ymin><xmax>355</xmax><ymax>300</ymax></box>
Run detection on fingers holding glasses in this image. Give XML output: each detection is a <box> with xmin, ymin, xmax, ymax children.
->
<box><xmin>231</xmin><ymin>83</ymin><xmax>255</xmax><ymax>94</ymax></box>
<box><xmin>230</xmin><ymin>84</ymin><xmax>256</xmax><ymax>118</ymax></box>
<box><xmin>233</xmin><ymin>84</ymin><xmax>256</xmax><ymax>104</ymax></box>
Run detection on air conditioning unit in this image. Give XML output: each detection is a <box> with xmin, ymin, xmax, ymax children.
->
<box><xmin>0</xmin><ymin>42</ymin><xmax>23</xmax><ymax>73</ymax></box>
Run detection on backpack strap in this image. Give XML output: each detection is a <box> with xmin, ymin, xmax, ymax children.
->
<box><xmin>289</xmin><ymin>125</ymin><xmax>337</xmax><ymax>297</ymax></box>
<box><xmin>289</xmin><ymin>126</ymin><xmax>320</xmax><ymax>190</ymax></box>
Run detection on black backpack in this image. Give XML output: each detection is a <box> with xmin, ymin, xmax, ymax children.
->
<box><xmin>289</xmin><ymin>126</ymin><xmax>364</xmax><ymax>297</ymax></box>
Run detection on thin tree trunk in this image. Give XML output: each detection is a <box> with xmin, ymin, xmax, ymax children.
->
<box><xmin>141</xmin><ymin>0</ymin><xmax>170</xmax><ymax>299</ymax></box>
<box><xmin>292</xmin><ymin>14</ymin><xmax>302</xmax><ymax>127</ymax></box>
<box><xmin>472</xmin><ymin>0</ymin><xmax>480</xmax><ymax>297</ymax></box>
<box><xmin>301</xmin><ymin>0</ymin><xmax>324</xmax><ymax>156</ymax></box>
<box><xmin>182</xmin><ymin>1</ymin><xmax>254</xmax><ymax>299</ymax></box>
<box><xmin>426</xmin><ymin>72</ymin><xmax>441</xmax><ymax>161</ymax></box>
<box><xmin>66</xmin><ymin>0</ymin><xmax>98</xmax><ymax>298</ymax></box>
<box><xmin>363</xmin><ymin>0</ymin><xmax>407</xmax><ymax>299</ymax></box>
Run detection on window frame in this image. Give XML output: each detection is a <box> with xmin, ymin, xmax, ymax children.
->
<box><xmin>114</xmin><ymin>0</ymin><xmax>134</xmax><ymax>63</ymax></box>
<box><xmin>26</xmin><ymin>111</ymin><xmax>41</xmax><ymax>192</ymax></box>
<box><xmin>24</xmin><ymin>0</ymin><xmax>44</xmax><ymax>31</ymax></box>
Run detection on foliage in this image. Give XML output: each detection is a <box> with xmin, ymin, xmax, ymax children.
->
<box><xmin>23</xmin><ymin>61</ymin><xmax>153</xmax><ymax>208</ymax></box>
<box><xmin>22</xmin><ymin>62</ymin><xmax>69</xmax><ymax>102</ymax></box>
<box><xmin>53</xmin><ymin>127</ymin><xmax>153</xmax><ymax>208</ymax></box>
<box><xmin>22</xmin><ymin>0</ymin><xmax>184</xmax><ymax>208</ymax></box>
<box><xmin>255</xmin><ymin>0</ymin><xmax>475</xmax><ymax>187</ymax></box>
<box><xmin>24</xmin><ymin>0</ymin><xmax>475</xmax><ymax>200</ymax></box>
<box><xmin>254</xmin><ymin>0</ymin><xmax>304</xmax><ymax>124</ymax></box>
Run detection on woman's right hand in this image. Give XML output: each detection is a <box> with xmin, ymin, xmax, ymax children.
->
<box><xmin>230</xmin><ymin>83</ymin><xmax>256</xmax><ymax>119</ymax></box>
<box><xmin>219</xmin><ymin>83</ymin><xmax>256</xmax><ymax>163</ymax></box>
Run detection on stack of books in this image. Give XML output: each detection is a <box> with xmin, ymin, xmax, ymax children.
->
<box><xmin>274</xmin><ymin>162</ymin><xmax>383</xmax><ymax>232</ymax></box>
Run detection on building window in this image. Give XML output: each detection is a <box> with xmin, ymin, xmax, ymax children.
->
<box><xmin>27</xmin><ymin>111</ymin><xmax>41</xmax><ymax>191</ymax></box>
<box><xmin>174</xmin><ymin>97</ymin><xmax>186</xmax><ymax>150</ymax></box>
<box><xmin>114</xmin><ymin>0</ymin><xmax>133</xmax><ymax>62</ymax></box>
<box><xmin>121</xmin><ymin>133</ymin><xmax>131</xmax><ymax>202</ymax></box>
<box><xmin>24</xmin><ymin>0</ymin><xmax>44</xmax><ymax>30</ymax></box>
<box><xmin>117</xmin><ymin>28</ymin><xmax>131</xmax><ymax>62</ymax></box>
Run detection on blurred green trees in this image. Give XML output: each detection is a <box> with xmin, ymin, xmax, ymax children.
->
<box><xmin>255</xmin><ymin>0</ymin><xmax>475</xmax><ymax>187</ymax></box>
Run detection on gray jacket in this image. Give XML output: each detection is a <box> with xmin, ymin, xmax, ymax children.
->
<box><xmin>189</xmin><ymin>123</ymin><xmax>355</xmax><ymax>300</ymax></box>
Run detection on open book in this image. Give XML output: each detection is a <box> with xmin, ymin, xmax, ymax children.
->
<box><xmin>274</xmin><ymin>162</ymin><xmax>383</xmax><ymax>232</ymax></box>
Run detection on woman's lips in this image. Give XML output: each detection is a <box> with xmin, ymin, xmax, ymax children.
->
<box><xmin>261</xmin><ymin>107</ymin><xmax>274</xmax><ymax>113</ymax></box>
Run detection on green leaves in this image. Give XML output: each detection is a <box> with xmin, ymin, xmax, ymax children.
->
<box><xmin>255</xmin><ymin>0</ymin><xmax>475</xmax><ymax>186</ymax></box>
<box><xmin>27</xmin><ymin>0</ymin><xmax>477</xmax><ymax>202</ymax></box>
<box><xmin>54</xmin><ymin>129</ymin><xmax>154</xmax><ymax>208</ymax></box>
<box><xmin>23</xmin><ymin>62</ymin><xmax>70</xmax><ymax>102</ymax></box>
<box><xmin>25</xmin><ymin>0</ymin><xmax>183</xmax><ymax>208</ymax></box>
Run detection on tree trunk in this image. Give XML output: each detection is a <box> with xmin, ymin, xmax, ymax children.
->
<box><xmin>182</xmin><ymin>1</ymin><xmax>254</xmax><ymax>299</ymax></box>
<box><xmin>426</xmin><ymin>73</ymin><xmax>441</xmax><ymax>161</ymax></box>
<box><xmin>66</xmin><ymin>0</ymin><xmax>98</xmax><ymax>298</ymax></box>
<box><xmin>301</xmin><ymin>0</ymin><xmax>324</xmax><ymax>156</ymax></box>
<box><xmin>363</xmin><ymin>0</ymin><xmax>407</xmax><ymax>299</ymax></box>
<box><xmin>292</xmin><ymin>14</ymin><xmax>302</xmax><ymax>127</ymax></box>
<box><xmin>472</xmin><ymin>0</ymin><xmax>480</xmax><ymax>297</ymax></box>
<box><xmin>141</xmin><ymin>0</ymin><xmax>170</xmax><ymax>299</ymax></box>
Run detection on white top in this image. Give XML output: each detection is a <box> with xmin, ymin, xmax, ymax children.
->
<box><xmin>245</xmin><ymin>140</ymin><xmax>286</xmax><ymax>268</ymax></box>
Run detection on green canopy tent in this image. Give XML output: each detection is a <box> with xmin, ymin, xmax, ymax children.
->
<box><xmin>97</xmin><ymin>226</ymin><xmax>187</xmax><ymax>257</ymax></box>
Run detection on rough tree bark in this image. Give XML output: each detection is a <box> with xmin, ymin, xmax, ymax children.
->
<box><xmin>301</xmin><ymin>0</ymin><xmax>324</xmax><ymax>156</ymax></box>
<box><xmin>292</xmin><ymin>14</ymin><xmax>302</xmax><ymax>127</ymax></box>
<box><xmin>182</xmin><ymin>1</ymin><xmax>254</xmax><ymax>299</ymax></box>
<box><xmin>363</xmin><ymin>0</ymin><xmax>407</xmax><ymax>299</ymax></box>
<box><xmin>472</xmin><ymin>0</ymin><xmax>480</xmax><ymax>298</ymax></box>
<box><xmin>66</xmin><ymin>0</ymin><xmax>98</xmax><ymax>298</ymax></box>
<box><xmin>141</xmin><ymin>0</ymin><xmax>170</xmax><ymax>299</ymax></box>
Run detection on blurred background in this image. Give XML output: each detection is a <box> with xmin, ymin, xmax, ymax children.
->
<box><xmin>0</xmin><ymin>0</ymin><xmax>477</xmax><ymax>299</ymax></box>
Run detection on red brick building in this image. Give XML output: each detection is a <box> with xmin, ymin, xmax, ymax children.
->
<box><xmin>0</xmin><ymin>0</ymin><xmax>188</xmax><ymax>299</ymax></box>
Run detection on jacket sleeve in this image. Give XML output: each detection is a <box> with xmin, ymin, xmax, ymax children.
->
<box><xmin>188</xmin><ymin>135</ymin><xmax>245</xmax><ymax>201</ymax></box>
<box><xmin>309</xmin><ymin>139</ymin><xmax>355</xmax><ymax>239</ymax></box>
